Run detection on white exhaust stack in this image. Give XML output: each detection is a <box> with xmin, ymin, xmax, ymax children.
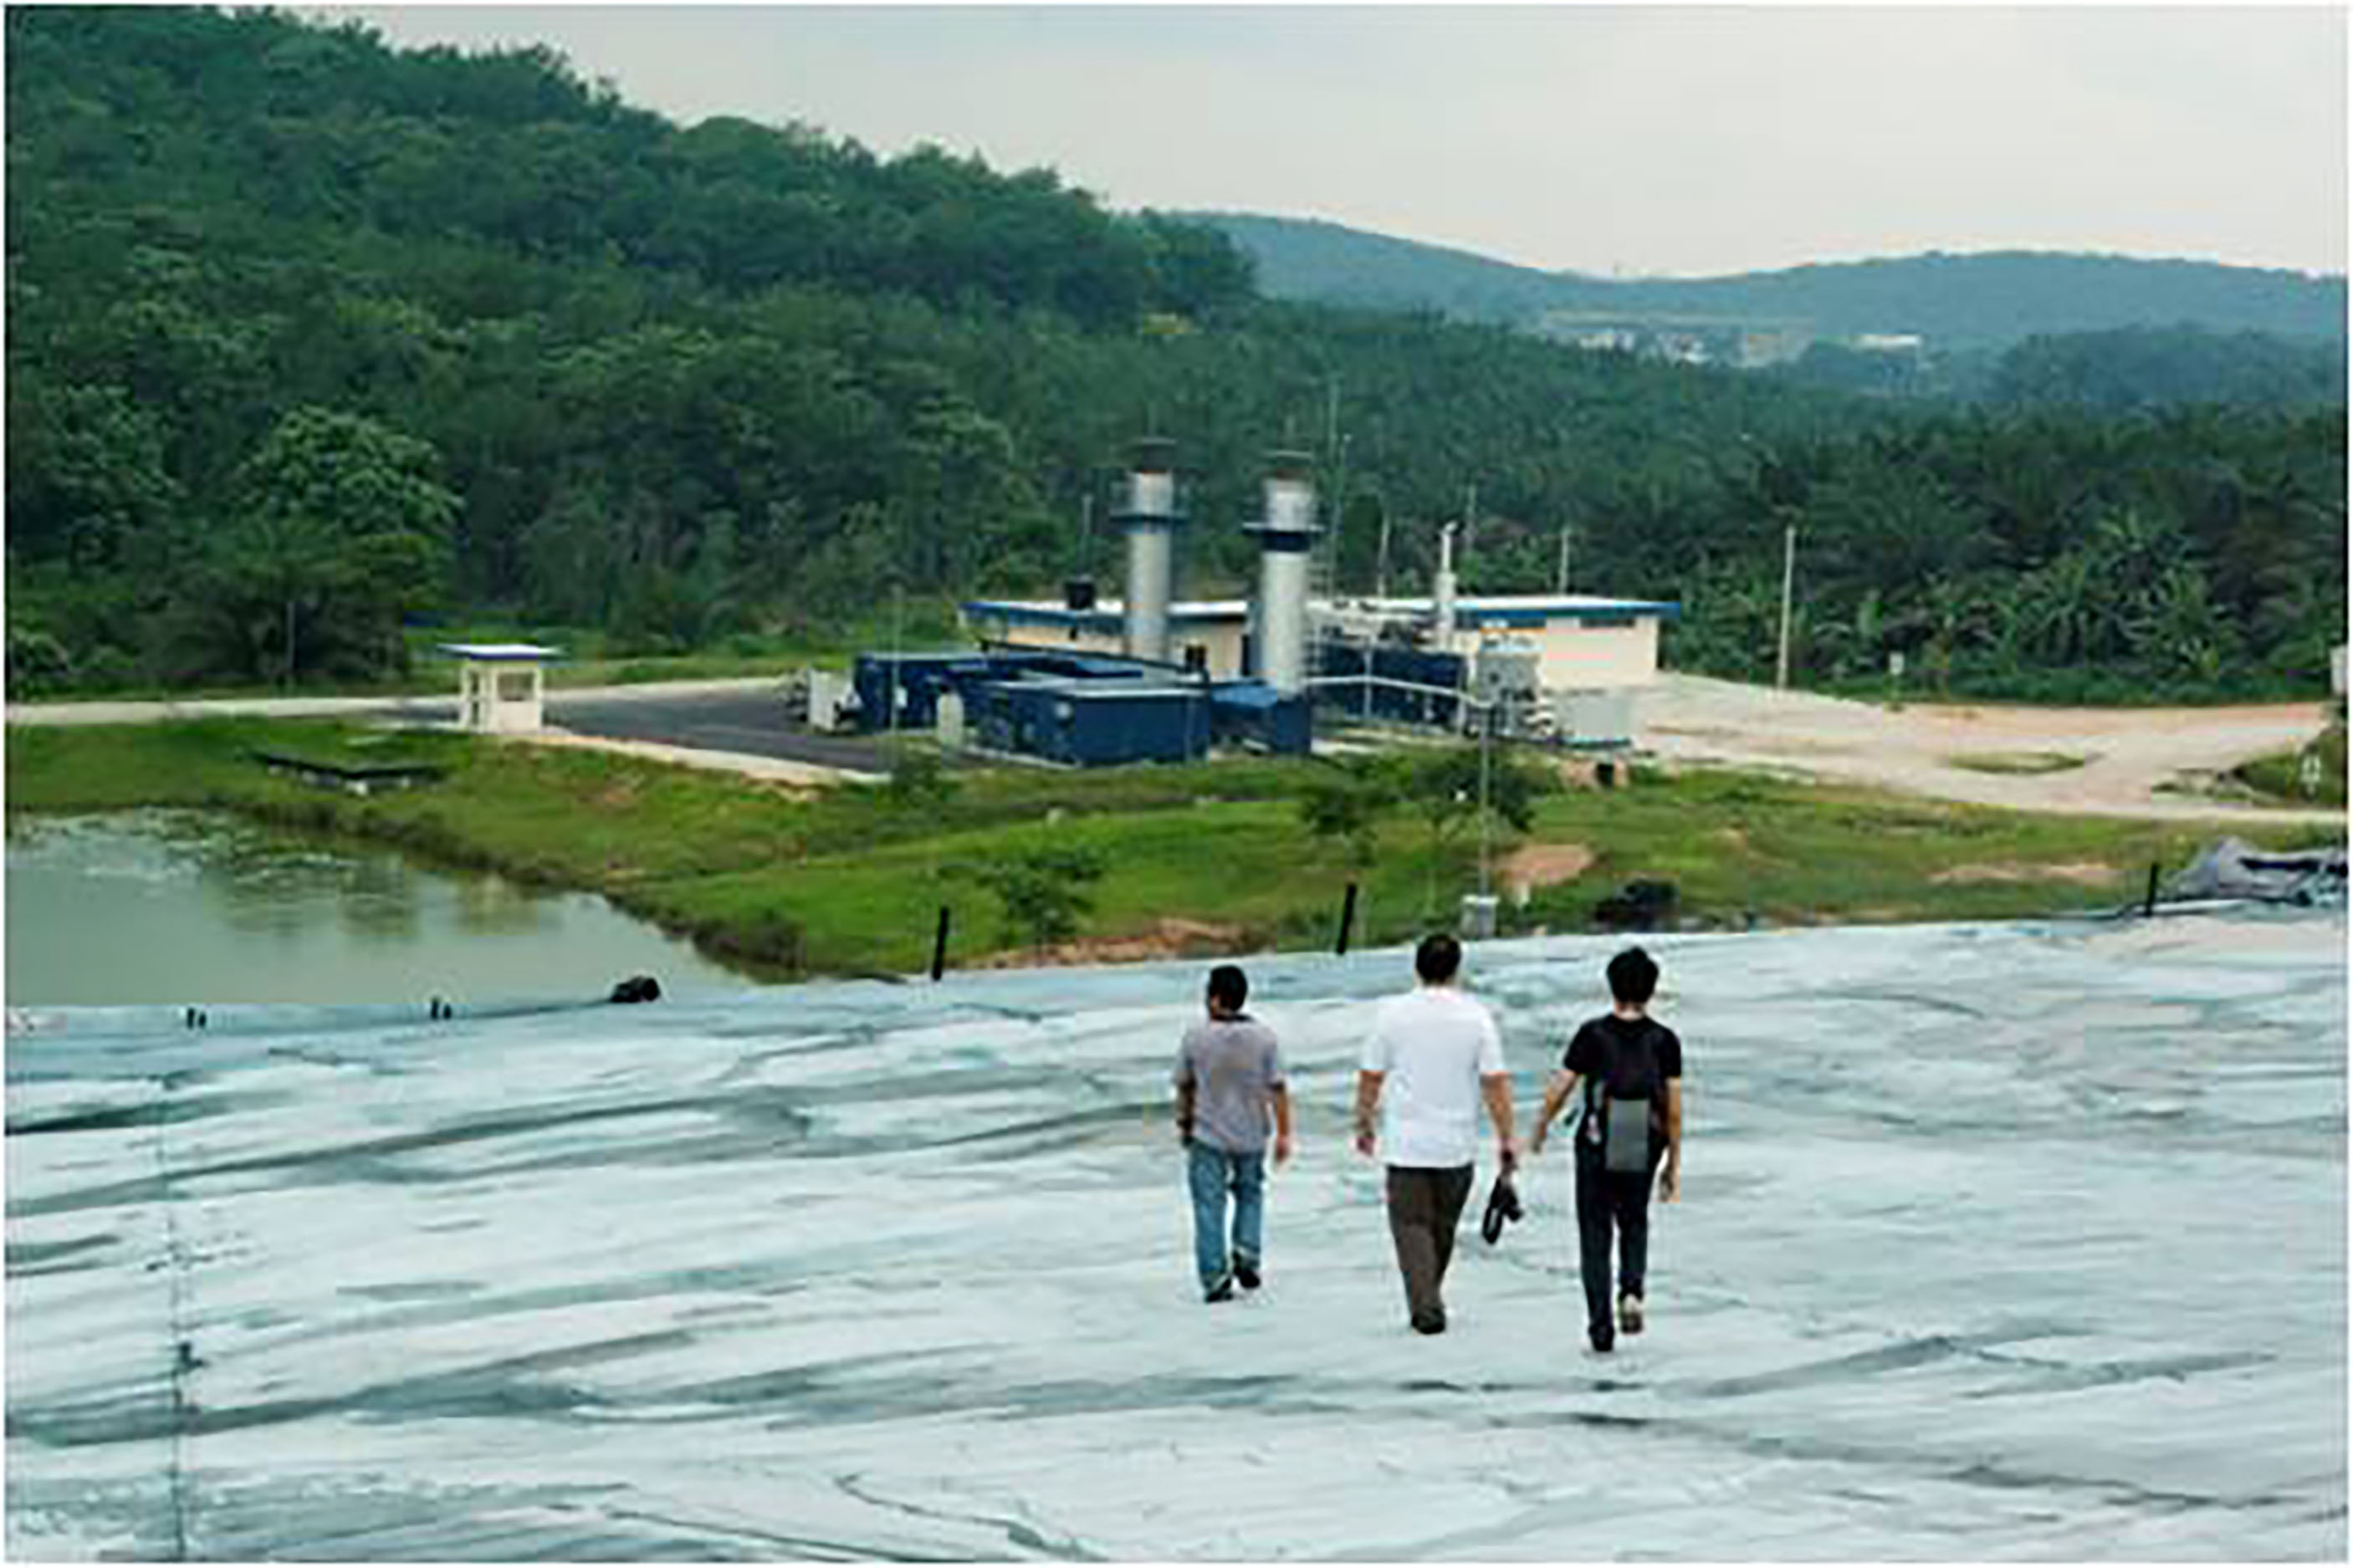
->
<box><xmin>1115</xmin><ymin>437</ymin><xmax>1182</xmax><ymax>663</ymax></box>
<box><xmin>1245</xmin><ymin>449</ymin><xmax>1322</xmax><ymax>696</ymax></box>
<box><xmin>1434</xmin><ymin>520</ymin><xmax>1460</xmax><ymax>649</ymax></box>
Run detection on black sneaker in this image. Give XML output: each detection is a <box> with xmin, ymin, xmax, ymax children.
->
<box><xmin>1411</xmin><ymin>1310</ymin><xmax>1448</xmax><ymax>1336</ymax></box>
<box><xmin>1589</xmin><ymin>1327</ymin><xmax>1615</xmax><ymax>1354</ymax></box>
<box><xmin>1205</xmin><ymin>1277</ymin><xmax>1235</xmax><ymax>1304</ymax></box>
<box><xmin>1618</xmin><ymin>1294</ymin><xmax>1645</xmax><ymax>1336</ymax></box>
<box><xmin>1234</xmin><ymin>1259</ymin><xmax>1261</xmax><ymax>1291</ymax></box>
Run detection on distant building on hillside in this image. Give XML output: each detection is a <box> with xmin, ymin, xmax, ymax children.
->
<box><xmin>1537</xmin><ymin>311</ymin><xmax>1818</xmax><ymax>369</ymax></box>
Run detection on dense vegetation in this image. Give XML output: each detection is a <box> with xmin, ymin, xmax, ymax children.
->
<box><xmin>1200</xmin><ymin>212</ymin><xmax>2349</xmax><ymax>350</ymax></box>
<box><xmin>7</xmin><ymin>7</ymin><xmax>2345</xmax><ymax>708</ymax></box>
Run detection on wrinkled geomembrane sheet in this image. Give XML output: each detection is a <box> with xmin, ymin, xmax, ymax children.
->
<box><xmin>8</xmin><ymin>912</ymin><xmax>2345</xmax><ymax>1560</ymax></box>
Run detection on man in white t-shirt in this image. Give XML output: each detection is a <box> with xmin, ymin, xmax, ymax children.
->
<box><xmin>1353</xmin><ymin>932</ymin><xmax>1519</xmax><ymax>1336</ymax></box>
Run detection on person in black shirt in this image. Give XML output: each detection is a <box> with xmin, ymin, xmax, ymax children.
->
<box><xmin>1530</xmin><ymin>946</ymin><xmax>1684</xmax><ymax>1353</ymax></box>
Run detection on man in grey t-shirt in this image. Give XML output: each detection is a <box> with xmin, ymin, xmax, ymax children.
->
<box><xmin>1174</xmin><ymin>964</ymin><xmax>1292</xmax><ymax>1303</ymax></box>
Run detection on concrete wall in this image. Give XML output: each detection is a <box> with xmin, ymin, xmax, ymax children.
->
<box><xmin>965</xmin><ymin>610</ymin><xmax>1248</xmax><ymax>679</ymax></box>
<box><xmin>965</xmin><ymin>607</ymin><xmax>1658</xmax><ymax>690</ymax></box>
<box><xmin>1478</xmin><ymin>617</ymin><xmax>1660</xmax><ymax>690</ymax></box>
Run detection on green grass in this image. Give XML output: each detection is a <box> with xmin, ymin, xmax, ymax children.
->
<box><xmin>10</xmin><ymin>722</ymin><xmax>2341</xmax><ymax>982</ymax></box>
<box><xmin>1505</xmin><ymin>767</ymin><xmax>2313</xmax><ymax>930</ymax></box>
<box><xmin>1944</xmin><ymin>751</ymin><xmax>2090</xmax><ymax>776</ymax></box>
<box><xmin>2235</xmin><ymin>723</ymin><xmax>2348</xmax><ymax>809</ymax></box>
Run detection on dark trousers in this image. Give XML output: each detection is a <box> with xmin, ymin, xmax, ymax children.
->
<box><xmin>1385</xmin><ymin>1164</ymin><xmax>1475</xmax><ymax>1327</ymax></box>
<box><xmin>1575</xmin><ymin>1145</ymin><xmax>1658</xmax><ymax>1339</ymax></box>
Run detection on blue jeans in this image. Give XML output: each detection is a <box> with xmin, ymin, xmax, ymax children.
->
<box><xmin>1186</xmin><ymin>1142</ymin><xmax>1266</xmax><ymax>1291</ymax></box>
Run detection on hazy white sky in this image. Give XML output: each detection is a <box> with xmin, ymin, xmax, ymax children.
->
<box><xmin>344</xmin><ymin>4</ymin><xmax>2349</xmax><ymax>278</ymax></box>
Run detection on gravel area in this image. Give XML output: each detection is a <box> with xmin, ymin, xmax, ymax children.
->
<box><xmin>1641</xmin><ymin>675</ymin><xmax>2341</xmax><ymax>825</ymax></box>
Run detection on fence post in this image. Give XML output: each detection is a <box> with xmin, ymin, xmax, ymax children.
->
<box><xmin>2143</xmin><ymin>862</ymin><xmax>2161</xmax><ymax>918</ymax></box>
<box><xmin>1334</xmin><ymin>881</ymin><xmax>1359</xmax><ymax>957</ymax></box>
<box><xmin>930</xmin><ymin>905</ymin><xmax>952</xmax><ymax>981</ymax></box>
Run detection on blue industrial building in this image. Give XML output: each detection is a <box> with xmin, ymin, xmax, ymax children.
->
<box><xmin>848</xmin><ymin>649</ymin><xmax>1309</xmax><ymax>766</ymax></box>
<box><xmin>836</xmin><ymin>438</ymin><xmax>1325</xmax><ymax>768</ymax></box>
<box><xmin>969</xmin><ymin>680</ymin><xmax>1212</xmax><ymax>767</ymax></box>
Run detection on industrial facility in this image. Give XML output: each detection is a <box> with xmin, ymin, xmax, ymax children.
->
<box><xmin>797</xmin><ymin>437</ymin><xmax>1679</xmax><ymax>767</ymax></box>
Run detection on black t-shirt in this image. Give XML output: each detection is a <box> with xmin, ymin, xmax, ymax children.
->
<box><xmin>1565</xmin><ymin>1015</ymin><xmax>1681</xmax><ymax>1156</ymax></box>
<box><xmin>1563</xmin><ymin>1014</ymin><xmax>1683</xmax><ymax>1083</ymax></box>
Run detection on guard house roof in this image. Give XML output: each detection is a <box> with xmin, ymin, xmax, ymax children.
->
<box><xmin>961</xmin><ymin>594</ymin><xmax>1680</xmax><ymax>630</ymax></box>
<box><xmin>436</xmin><ymin>642</ymin><xmax>565</xmax><ymax>661</ymax></box>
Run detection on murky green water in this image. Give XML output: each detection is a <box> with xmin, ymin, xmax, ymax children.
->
<box><xmin>5</xmin><ymin>810</ymin><xmax>754</xmax><ymax>1006</ymax></box>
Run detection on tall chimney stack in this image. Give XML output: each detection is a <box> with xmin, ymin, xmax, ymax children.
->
<box><xmin>1113</xmin><ymin>437</ymin><xmax>1182</xmax><ymax>663</ymax></box>
<box><xmin>1434</xmin><ymin>520</ymin><xmax>1460</xmax><ymax>650</ymax></box>
<box><xmin>1244</xmin><ymin>450</ymin><xmax>1322</xmax><ymax>697</ymax></box>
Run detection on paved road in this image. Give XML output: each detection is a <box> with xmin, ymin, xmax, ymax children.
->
<box><xmin>4</xmin><ymin>677</ymin><xmax>783</xmax><ymax>727</ymax></box>
<box><xmin>1641</xmin><ymin>674</ymin><xmax>2343</xmax><ymax>825</ymax></box>
<box><xmin>549</xmin><ymin>692</ymin><xmax>887</xmax><ymax>774</ymax></box>
<box><xmin>7</xmin><ymin>678</ymin><xmax>888</xmax><ymax>784</ymax></box>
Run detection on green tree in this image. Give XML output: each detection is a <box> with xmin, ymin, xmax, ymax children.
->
<box><xmin>954</xmin><ymin>842</ymin><xmax>1107</xmax><ymax>952</ymax></box>
<box><xmin>1297</xmin><ymin>759</ymin><xmax>1396</xmax><ymax>866</ymax></box>
<box><xmin>1391</xmin><ymin>740</ymin><xmax>1552</xmax><ymax>913</ymax></box>
<box><xmin>883</xmin><ymin>746</ymin><xmax>960</xmax><ymax>810</ymax></box>
<box><xmin>166</xmin><ymin>406</ymin><xmax>456</xmax><ymax>686</ymax></box>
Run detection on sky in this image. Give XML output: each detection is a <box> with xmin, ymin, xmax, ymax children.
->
<box><xmin>343</xmin><ymin>4</ymin><xmax>2349</xmax><ymax>280</ymax></box>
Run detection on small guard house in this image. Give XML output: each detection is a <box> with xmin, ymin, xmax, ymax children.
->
<box><xmin>439</xmin><ymin>643</ymin><xmax>561</xmax><ymax>733</ymax></box>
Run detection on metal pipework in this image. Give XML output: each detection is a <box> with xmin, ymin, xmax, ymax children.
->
<box><xmin>1113</xmin><ymin>437</ymin><xmax>1184</xmax><ymax>664</ymax></box>
<box><xmin>1244</xmin><ymin>449</ymin><xmax>1322</xmax><ymax>697</ymax></box>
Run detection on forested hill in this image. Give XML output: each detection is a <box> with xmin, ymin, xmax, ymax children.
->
<box><xmin>1199</xmin><ymin>213</ymin><xmax>2349</xmax><ymax>349</ymax></box>
<box><xmin>6</xmin><ymin>8</ymin><xmax>1253</xmax><ymax>325</ymax></box>
<box><xmin>8</xmin><ymin>7</ymin><xmax>2345</xmax><ymax>712</ymax></box>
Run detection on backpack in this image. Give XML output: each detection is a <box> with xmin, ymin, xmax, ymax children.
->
<box><xmin>1583</xmin><ymin>1019</ymin><xmax>1666</xmax><ymax>1174</ymax></box>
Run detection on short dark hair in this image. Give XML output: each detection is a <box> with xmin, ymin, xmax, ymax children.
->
<box><xmin>1608</xmin><ymin>946</ymin><xmax>1659</xmax><ymax>1005</ymax></box>
<box><xmin>1414</xmin><ymin>932</ymin><xmax>1462</xmax><ymax>984</ymax></box>
<box><xmin>1206</xmin><ymin>963</ymin><xmax>1249</xmax><ymax>1013</ymax></box>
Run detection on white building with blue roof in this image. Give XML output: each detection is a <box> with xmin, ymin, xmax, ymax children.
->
<box><xmin>959</xmin><ymin>591</ymin><xmax>1680</xmax><ymax>692</ymax></box>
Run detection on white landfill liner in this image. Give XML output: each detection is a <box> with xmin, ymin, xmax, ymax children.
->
<box><xmin>8</xmin><ymin>912</ymin><xmax>2345</xmax><ymax>1560</ymax></box>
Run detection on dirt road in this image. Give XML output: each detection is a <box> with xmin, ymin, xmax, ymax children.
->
<box><xmin>1640</xmin><ymin>674</ymin><xmax>2341</xmax><ymax>825</ymax></box>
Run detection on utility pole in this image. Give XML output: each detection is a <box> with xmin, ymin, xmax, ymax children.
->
<box><xmin>1477</xmin><ymin>704</ymin><xmax>1494</xmax><ymax>901</ymax></box>
<box><xmin>1317</xmin><ymin>376</ymin><xmax>1346</xmax><ymax>603</ymax></box>
<box><xmin>889</xmin><ymin>584</ymin><xmax>903</xmax><ymax>740</ymax></box>
<box><xmin>1374</xmin><ymin>499</ymin><xmax>1393</xmax><ymax>601</ymax></box>
<box><xmin>1774</xmin><ymin>520</ymin><xmax>1798</xmax><ymax>691</ymax></box>
<box><xmin>1554</xmin><ymin>519</ymin><xmax>1573</xmax><ymax>595</ymax></box>
<box><xmin>1327</xmin><ymin>432</ymin><xmax>1350</xmax><ymax>600</ymax></box>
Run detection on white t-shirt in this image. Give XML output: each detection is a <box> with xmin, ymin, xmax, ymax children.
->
<box><xmin>1360</xmin><ymin>985</ymin><xmax>1507</xmax><ymax>1169</ymax></box>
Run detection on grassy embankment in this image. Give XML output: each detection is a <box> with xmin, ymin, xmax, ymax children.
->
<box><xmin>10</xmin><ymin>719</ymin><xmax>2341</xmax><ymax>981</ymax></box>
<box><xmin>2234</xmin><ymin>721</ymin><xmax>2349</xmax><ymax>810</ymax></box>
